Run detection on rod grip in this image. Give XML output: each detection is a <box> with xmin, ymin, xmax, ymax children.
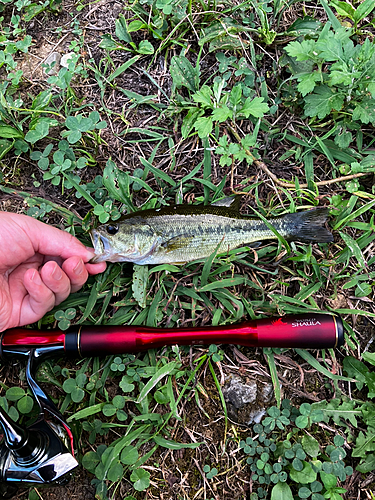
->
<box><xmin>255</xmin><ymin>313</ymin><xmax>344</xmax><ymax>348</ymax></box>
<box><xmin>64</xmin><ymin>313</ymin><xmax>343</xmax><ymax>356</ymax></box>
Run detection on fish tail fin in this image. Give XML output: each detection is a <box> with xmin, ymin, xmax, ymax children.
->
<box><xmin>286</xmin><ymin>208</ymin><xmax>333</xmax><ymax>243</ymax></box>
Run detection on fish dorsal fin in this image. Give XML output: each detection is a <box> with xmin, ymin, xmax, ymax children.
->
<box><xmin>160</xmin><ymin>234</ymin><xmax>194</xmax><ymax>253</ymax></box>
<box><xmin>211</xmin><ymin>195</ymin><xmax>241</xmax><ymax>212</ymax></box>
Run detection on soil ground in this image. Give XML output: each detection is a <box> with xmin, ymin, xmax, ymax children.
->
<box><xmin>0</xmin><ymin>1</ymin><xmax>374</xmax><ymax>499</ymax></box>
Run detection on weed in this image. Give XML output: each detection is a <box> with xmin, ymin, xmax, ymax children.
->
<box><xmin>240</xmin><ymin>400</ymin><xmax>353</xmax><ymax>500</ymax></box>
<box><xmin>0</xmin><ymin>0</ymin><xmax>374</xmax><ymax>498</ymax></box>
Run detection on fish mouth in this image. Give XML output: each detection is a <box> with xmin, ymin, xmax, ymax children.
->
<box><xmin>90</xmin><ymin>230</ymin><xmax>111</xmax><ymax>263</ymax></box>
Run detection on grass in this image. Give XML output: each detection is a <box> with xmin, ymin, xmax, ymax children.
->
<box><xmin>0</xmin><ymin>0</ymin><xmax>375</xmax><ymax>499</ymax></box>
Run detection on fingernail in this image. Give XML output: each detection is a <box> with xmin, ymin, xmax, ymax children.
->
<box><xmin>30</xmin><ymin>269</ymin><xmax>42</xmax><ymax>285</ymax></box>
<box><xmin>85</xmin><ymin>246</ymin><xmax>95</xmax><ymax>258</ymax></box>
<box><xmin>52</xmin><ymin>264</ymin><xmax>62</xmax><ymax>281</ymax></box>
<box><xmin>73</xmin><ymin>259</ymin><xmax>84</xmax><ymax>276</ymax></box>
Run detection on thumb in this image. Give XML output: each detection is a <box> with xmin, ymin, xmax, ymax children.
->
<box><xmin>11</xmin><ymin>213</ymin><xmax>95</xmax><ymax>262</ymax></box>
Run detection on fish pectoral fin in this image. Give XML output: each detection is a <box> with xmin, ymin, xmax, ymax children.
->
<box><xmin>247</xmin><ymin>241</ymin><xmax>262</xmax><ymax>248</ymax></box>
<box><xmin>211</xmin><ymin>195</ymin><xmax>241</xmax><ymax>212</ymax></box>
<box><xmin>160</xmin><ymin>234</ymin><xmax>194</xmax><ymax>253</ymax></box>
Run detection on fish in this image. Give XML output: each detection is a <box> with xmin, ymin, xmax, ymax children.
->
<box><xmin>90</xmin><ymin>198</ymin><xmax>333</xmax><ymax>265</ymax></box>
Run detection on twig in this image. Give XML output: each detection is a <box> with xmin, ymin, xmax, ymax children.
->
<box><xmin>227</xmin><ymin>124</ymin><xmax>370</xmax><ymax>189</ymax></box>
<box><xmin>31</xmin><ymin>32</ymin><xmax>71</xmax><ymax>76</ymax></box>
<box><xmin>193</xmin><ymin>459</ymin><xmax>220</xmax><ymax>500</ymax></box>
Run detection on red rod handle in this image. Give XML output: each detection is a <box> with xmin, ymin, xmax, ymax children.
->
<box><xmin>1</xmin><ymin>313</ymin><xmax>343</xmax><ymax>357</ymax></box>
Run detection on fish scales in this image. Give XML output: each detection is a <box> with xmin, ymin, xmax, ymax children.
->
<box><xmin>90</xmin><ymin>203</ymin><xmax>333</xmax><ymax>265</ymax></box>
<box><xmin>127</xmin><ymin>213</ymin><xmax>276</xmax><ymax>263</ymax></box>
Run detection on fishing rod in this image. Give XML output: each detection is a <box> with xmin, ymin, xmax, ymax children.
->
<box><xmin>0</xmin><ymin>312</ymin><xmax>344</xmax><ymax>499</ymax></box>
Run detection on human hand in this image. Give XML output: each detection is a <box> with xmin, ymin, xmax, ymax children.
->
<box><xmin>0</xmin><ymin>212</ymin><xmax>106</xmax><ymax>332</ymax></box>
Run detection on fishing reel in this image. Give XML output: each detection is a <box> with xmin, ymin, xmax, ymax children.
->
<box><xmin>0</xmin><ymin>344</ymin><xmax>78</xmax><ymax>499</ymax></box>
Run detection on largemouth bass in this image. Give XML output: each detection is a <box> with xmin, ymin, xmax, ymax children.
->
<box><xmin>90</xmin><ymin>200</ymin><xmax>333</xmax><ymax>265</ymax></box>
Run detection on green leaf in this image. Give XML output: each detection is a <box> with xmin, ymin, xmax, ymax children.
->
<box><xmin>229</xmin><ymin>84</ymin><xmax>242</xmax><ymax>106</ymax></box>
<box><xmin>82</xmin><ymin>451</ymin><xmax>100</xmax><ymax>472</ymax></box>
<box><xmin>198</xmin><ymin>276</ymin><xmax>246</xmax><ymax>292</ymax></box>
<box><xmin>192</xmin><ymin>85</ymin><xmax>213</xmax><ymax>107</ymax></box>
<box><xmin>240</xmin><ymin>96</ymin><xmax>269</xmax><ymax>118</ymax></box>
<box><xmin>25</xmin><ymin>121</ymin><xmax>50</xmax><ymax>144</ymax></box>
<box><xmin>330</xmin><ymin>0</ymin><xmax>355</xmax><ymax>18</ymax></box>
<box><xmin>128</xmin><ymin>20</ymin><xmax>146</xmax><ymax>31</ymax></box>
<box><xmin>343</xmin><ymin>356</ymin><xmax>367</xmax><ymax>389</ymax></box>
<box><xmin>319</xmin><ymin>0</ymin><xmax>342</xmax><ymax>31</ymax></box>
<box><xmin>107</xmin><ymin>462</ymin><xmax>124</xmax><ymax>482</ymax></box>
<box><xmin>287</xmin><ymin>16</ymin><xmax>322</xmax><ymax>35</ymax></box>
<box><xmin>313</xmin><ymin>398</ymin><xmax>361</xmax><ymax>427</ymax></box>
<box><xmin>290</xmin><ymin>461</ymin><xmax>317</xmax><ymax>483</ymax></box>
<box><xmin>103</xmin><ymin>159</ymin><xmax>133</xmax><ymax>208</ymax></box>
<box><xmin>181</xmin><ymin>108</ymin><xmax>204</xmax><ymax>139</ymax></box>
<box><xmin>67</xmin><ymin>403</ymin><xmax>104</xmax><ymax>421</ymax></box>
<box><xmin>8</xmin><ymin>406</ymin><xmax>19</xmax><ymax>422</ymax></box>
<box><xmin>353</xmin><ymin>0</ymin><xmax>375</xmax><ymax>22</ymax></box>
<box><xmin>67</xmin><ymin>129</ymin><xmax>81</xmax><ymax>144</ymax></box>
<box><xmin>0</xmin><ymin>139</ymin><xmax>14</xmax><ymax>159</ymax></box>
<box><xmin>120</xmin><ymin>446</ymin><xmax>139</xmax><ymax>465</ymax></box>
<box><xmin>298</xmin><ymin>486</ymin><xmax>311</xmax><ymax>499</ymax></box>
<box><xmin>295</xmin><ymin>415</ymin><xmax>309</xmax><ymax>428</ymax></box>
<box><xmin>170</xmin><ymin>55</ymin><xmax>199</xmax><ymax>92</ymax></box>
<box><xmin>297</xmin><ymin>72</ymin><xmax>321</xmax><ymax>96</ymax></box>
<box><xmin>352</xmin><ymin>431</ymin><xmax>375</xmax><ymax>458</ymax></box>
<box><xmin>139</xmin><ymin>157</ymin><xmax>176</xmax><ymax>186</ymax></box>
<box><xmin>99</xmin><ymin>34</ymin><xmax>119</xmax><ymax>50</ymax></box>
<box><xmin>153</xmin><ymin>435</ymin><xmax>202</xmax><ymax>450</ymax></box>
<box><xmin>95</xmin><ymin>478</ymin><xmax>107</xmax><ymax>499</ymax></box>
<box><xmin>154</xmin><ymin>389</ymin><xmax>170</xmax><ymax>404</ymax></box>
<box><xmin>320</xmin><ymin>471</ymin><xmax>337</xmax><ymax>489</ymax></box>
<box><xmin>132</xmin><ymin>264</ymin><xmax>149</xmax><ymax>308</ymax></box>
<box><xmin>6</xmin><ymin>387</ymin><xmax>25</xmax><ymax>401</ymax></box>
<box><xmin>352</xmin><ymin>100</ymin><xmax>375</xmax><ymax>124</ymax></box>
<box><xmin>285</xmin><ymin>39</ymin><xmax>316</xmax><ymax>61</ymax></box>
<box><xmin>212</xmin><ymin>105</ymin><xmax>232</xmax><ymax>122</ymax></box>
<box><xmin>112</xmin><ymin>395</ymin><xmax>125</xmax><ymax>409</ymax></box>
<box><xmin>0</xmin><ymin>125</ymin><xmax>23</xmax><ymax>139</ymax></box>
<box><xmin>339</xmin><ymin>231</ymin><xmax>366</xmax><ymax>268</ymax></box>
<box><xmin>102</xmin><ymin>404</ymin><xmax>117</xmax><ymax>417</ymax></box>
<box><xmin>137</xmin><ymin>40</ymin><xmax>154</xmax><ymax>54</ymax></box>
<box><xmin>71</xmin><ymin>386</ymin><xmax>85</xmax><ymax>403</ymax></box>
<box><xmin>264</xmin><ymin>350</ymin><xmax>281</xmax><ymax>409</ymax></box>
<box><xmin>335</xmin><ymin>129</ymin><xmax>352</xmax><ymax>149</ymax></box>
<box><xmin>75</xmin><ymin>373</ymin><xmax>87</xmax><ymax>388</ymax></box>
<box><xmin>295</xmin><ymin>349</ymin><xmax>354</xmax><ymax>382</ymax></box>
<box><xmin>115</xmin><ymin>14</ymin><xmax>132</xmax><ymax>43</ymax></box>
<box><xmin>66</xmin><ymin>307</ymin><xmax>76</xmax><ymax>320</ymax></box>
<box><xmin>302</xmin><ymin>434</ymin><xmax>320</xmax><ymax>457</ymax></box>
<box><xmin>356</xmin><ymin>453</ymin><xmax>375</xmax><ymax>473</ymax></box>
<box><xmin>271</xmin><ymin>482</ymin><xmax>294</xmax><ymax>500</ymax></box>
<box><xmin>194</xmin><ymin>116</ymin><xmax>213</xmax><ymax>139</ymax></box>
<box><xmin>362</xmin><ymin>352</ymin><xmax>375</xmax><ymax>366</ymax></box>
<box><xmin>304</xmin><ymin>85</ymin><xmax>345</xmax><ymax>119</ymax></box>
<box><xmin>17</xmin><ymin>395</ymin><xmax>34</xmax><ymax>414</ymax></box>
<box><xmin>108</xmin><ymin>56</ymin><xmax>141</xmax><ymax>82</ymax></box>
<box><xmin>130</xmin><ymin>468</ymin><xmax>150</xmax><ymax>491</ymax></box>
<box><xmin>355</xmin><ymin>282</ymin><xmax>372</xmax><ymax>297</ymax></box>
<box><xmin>32</xmin><ymin>89</ymin><xmax>52</xmax><ymax>109</ymax></box>
<box><xmin>119</xmin><ymin>376</ymin><xmax>135</xmax><ymax>393</ymax></box>
<box><xmin>136</xmin><ymin>361</ymin><xmax>177</xmax><ymax>403</ymax></box>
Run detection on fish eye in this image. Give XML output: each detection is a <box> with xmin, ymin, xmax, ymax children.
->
<box><xmin>106</xmin><ymin>224</ymin><xmax>119</xmax><ymax>235</ymax></box>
